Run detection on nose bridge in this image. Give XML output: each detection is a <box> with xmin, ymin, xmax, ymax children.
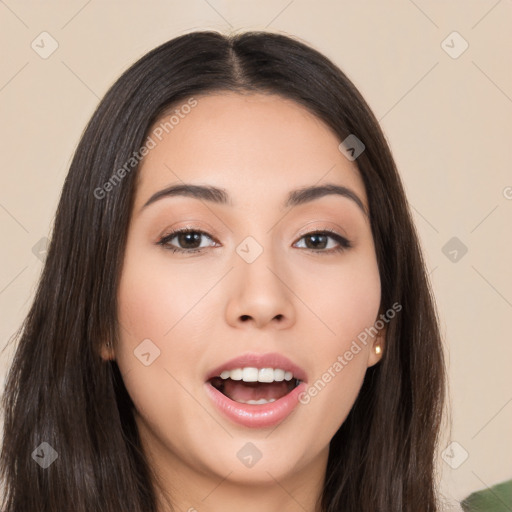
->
<box><xmin>226</xmin><ymin>225</ymin><xmax>296</xmax><ymax>328</ymax></box>
<box><xmin>235</xmin><ymin>228</ymin><xmax>286</xmax><ymax>291</ymax></box>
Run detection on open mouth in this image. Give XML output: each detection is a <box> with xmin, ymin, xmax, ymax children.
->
<box><xmin>208</xmin><ymin>368</ymin><xmax>302</xmax><ymax>405</ymax></box>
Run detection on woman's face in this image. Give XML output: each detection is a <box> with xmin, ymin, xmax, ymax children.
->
<box><xmin>112</xmin><ymin>92</ymin><xmax>384</xmax><ymax>491</ymax></box>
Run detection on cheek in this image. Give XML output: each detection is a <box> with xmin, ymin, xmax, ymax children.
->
<box><xmin>116</xmin><ymin>238</ymin><xmax>214</xmax><ymax>344</ymax></box>
<box><xmin>114</xmin><ymin>239</ymin><xmax>199</xmax><ymax>403</ymax></box>
<box><xmin>117</xmin><ymin>265</ymin><xmax>177</xmax><ymax>342</ymax></box>
<box><xmin>292</xmin><ymin>250</ymin><xmax>381</xmax><ymax>435</ymax></box>
<box><xmin>114</xmin><ymin>250</ymin><xmax>217</xmax><ymax>466</ymax></box>
<box><xmin>296</xmin><ymin>249</ymin><xmax>381</xmax><ymax>345</ymax></box>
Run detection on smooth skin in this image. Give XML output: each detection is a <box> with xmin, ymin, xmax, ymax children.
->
<box><xmin>103</xmin><ymin>92</ymin><xmax>385</xmax><ymax>512</ymax></box>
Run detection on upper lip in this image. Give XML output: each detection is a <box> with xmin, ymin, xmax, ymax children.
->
<box><xmin>205</xmin><ymin>352</ymin><xmax>308</xmax><ymax>382</ymax></box>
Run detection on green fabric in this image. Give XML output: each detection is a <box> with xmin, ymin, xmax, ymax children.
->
<box><xmin>461</xmin><ymin>479</ymin><xmax>512</xmax><ymax>512</ymax></box>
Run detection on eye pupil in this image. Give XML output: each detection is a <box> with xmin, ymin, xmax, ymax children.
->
<box><xmin>179</xmin><ymin>232</ymin><xmax>201</xmax><ymax>248</ymax></box>
<box><xmin>306</xmin><ymin>234</ymin><xmax>327</xmax><ymax>249</ymax></box>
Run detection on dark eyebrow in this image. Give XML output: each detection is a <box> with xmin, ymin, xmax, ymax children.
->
<box><xmin>141</xmin><ymin>183</ymin><xmax>368</xmax><ymax>218</ymax></box>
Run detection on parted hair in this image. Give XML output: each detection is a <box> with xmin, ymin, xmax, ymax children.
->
<box><xmin>1</xmin><ymin>30</ymin><xmax>445</xmax><ymax>512</ymax></box>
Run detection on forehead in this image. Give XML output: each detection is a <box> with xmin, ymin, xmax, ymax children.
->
<box><xmin>134</xmin><ymin>92</ymin><xmax>367</xmax><ymax>210</ymax></box>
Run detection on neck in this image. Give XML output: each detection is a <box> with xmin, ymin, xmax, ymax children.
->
<box><xmin>154</xmin><ymin>463</ymin><xmax>326</xmax><ymax>512</ymax></box>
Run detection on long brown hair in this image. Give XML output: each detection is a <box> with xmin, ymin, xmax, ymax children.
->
<box><xmin>1</xmin><ymin>30</ymin><xmax>445</xmax><ymax>511</ymax></box>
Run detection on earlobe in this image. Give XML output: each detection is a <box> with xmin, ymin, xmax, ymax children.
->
<box><xmin>100</xmin><ymin>340</ymin><xmax>115</xmax><ymax>361</ymax></box>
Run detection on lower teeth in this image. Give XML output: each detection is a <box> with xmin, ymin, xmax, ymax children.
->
<box><xmin>234</xmin><ymin>398</ymin><xmax>277</xmax><ymax>405</ymax></box>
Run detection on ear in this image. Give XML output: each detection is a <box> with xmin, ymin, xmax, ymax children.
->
<box><xmin>99</xmin><ymin>341</ymin><xmax>115</xmax><ymax>361</ymax></box>
<box><xmin>366</xmin><ymin>322</ymin><xmax>386</xmax><ymax>368</ymax></box>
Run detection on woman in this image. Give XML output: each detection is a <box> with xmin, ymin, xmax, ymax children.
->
<box><xmin>0</xmin><ymin>30</ymin><xmax>446</xmax><ymax>511</ymax></box>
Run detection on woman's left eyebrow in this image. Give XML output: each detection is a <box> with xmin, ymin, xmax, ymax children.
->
<box><xmin>140</xmin><ymin>182</ymin><xmax>369</xmax><ymax>218</ymax></box>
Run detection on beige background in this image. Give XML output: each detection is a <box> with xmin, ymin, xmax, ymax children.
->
<box><xmin>1</xmin><ymin>1</ymin><xmax>511</xmax><ymax>509</ymax></box>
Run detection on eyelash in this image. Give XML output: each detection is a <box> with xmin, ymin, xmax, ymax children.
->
<box><xmin>157</xmin><ymin>227</ymin><xmax>352</xmax><ymax>255</ymax></box>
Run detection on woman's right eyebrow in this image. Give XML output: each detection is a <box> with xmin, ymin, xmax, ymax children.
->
<box><xmin>140</xmin><ymin>182</ymin><xmax>368</xmax><ymax>219</ymax></box>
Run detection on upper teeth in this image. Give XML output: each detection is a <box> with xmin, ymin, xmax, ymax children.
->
<box><xmin>219</xmin><ymin>367</ymin><xmax>294</xmax><ymax>383</ymax></box>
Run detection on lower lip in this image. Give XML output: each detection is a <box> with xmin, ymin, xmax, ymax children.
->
<box><xmin>204</xmin><ymin>380</ymin><xmax>307</xmax><ymax>429</ymax></box>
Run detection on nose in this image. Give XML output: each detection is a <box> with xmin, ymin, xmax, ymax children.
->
<box><xmin>225</xmin><ymin>247</ymin><xmax>296</xmax><ymax>330</ymax></box>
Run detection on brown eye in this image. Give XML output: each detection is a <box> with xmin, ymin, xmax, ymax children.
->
<box><xmin>294</xmin><ymin>230</ymin><xmax>352</xmax><ymax>254</ymax></box>
<box><xmin>157</xmin><ymin>228</ymin><xmax>351</xmax><ymax>255</ymax></box>
<box><xmin>158</xmin><ymin>229</ymin><xmax>217</xmax><ymax>253</ymax></box>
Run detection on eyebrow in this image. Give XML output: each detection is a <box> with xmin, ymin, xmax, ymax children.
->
<box><xmin>141</xmin><ymin>183</ymin><xmax>368</xmax><ymax>217</ymax></box>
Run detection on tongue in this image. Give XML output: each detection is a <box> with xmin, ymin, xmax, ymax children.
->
<box><xmin>222</xmin><ymin>380</ymin><xmax>291</xmax><ymax>402</ymax></box>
